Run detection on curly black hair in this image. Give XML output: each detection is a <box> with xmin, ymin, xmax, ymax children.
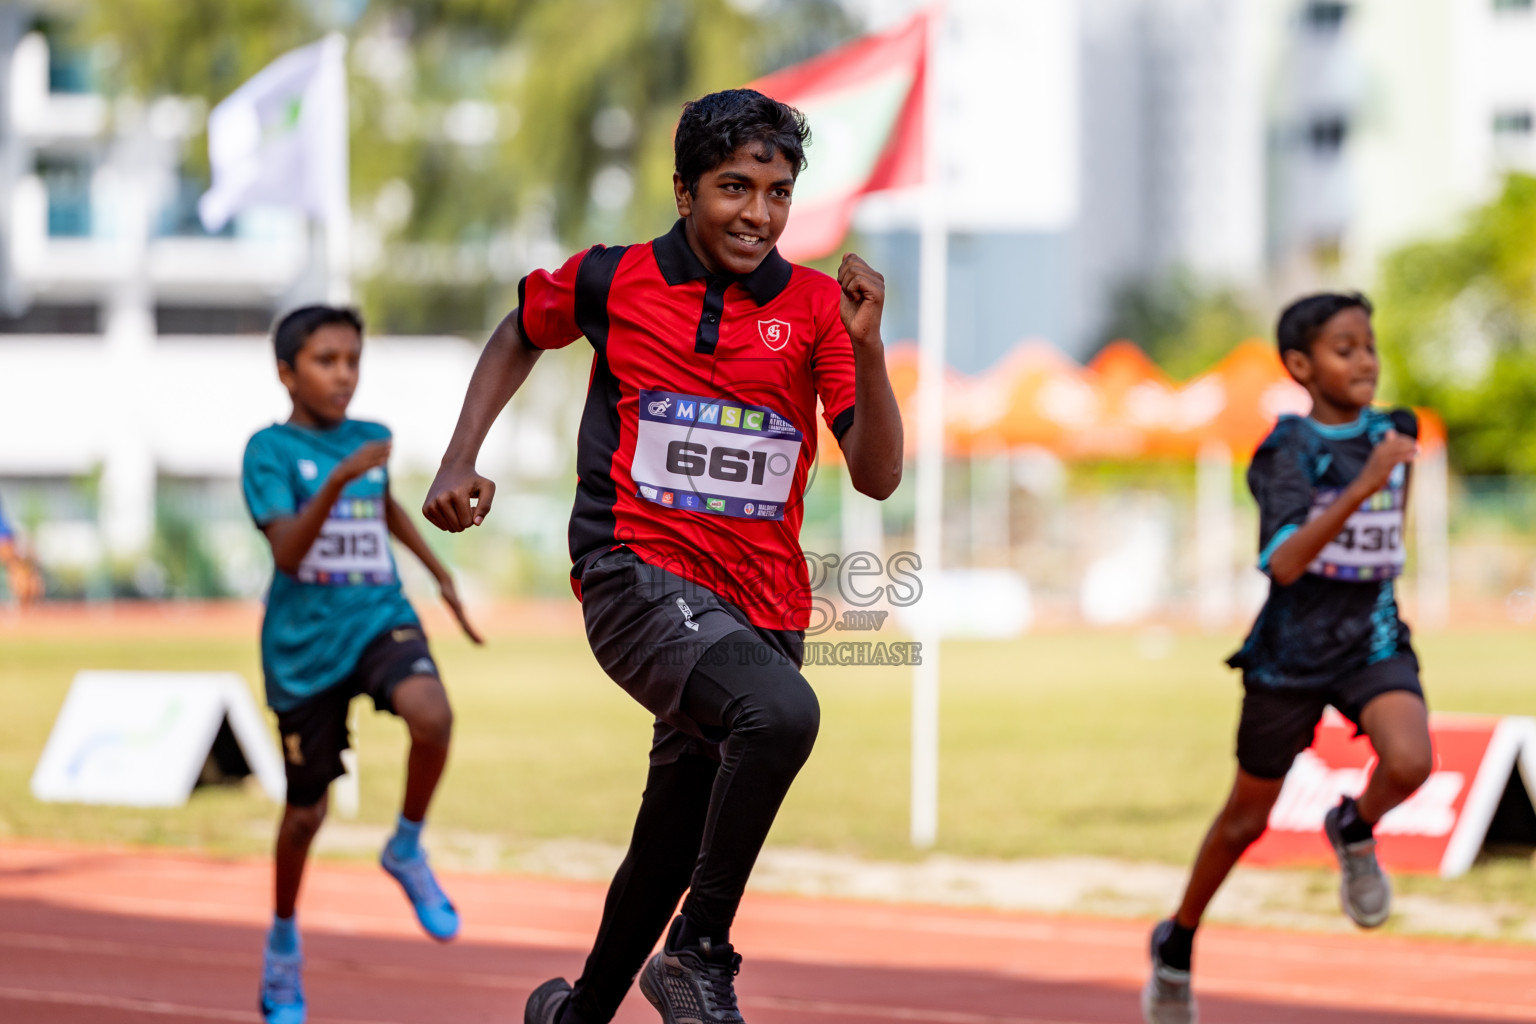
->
<box><xmin>674</xmin><ymin>88</ymin><xmax>810</xmax><ymax>196</ymax></box>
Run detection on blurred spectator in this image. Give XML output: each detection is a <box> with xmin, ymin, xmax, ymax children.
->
<box><xmin>0</xmin><ymin>496</ymin><xmax>43</xmax><ymax>605</ymax></box>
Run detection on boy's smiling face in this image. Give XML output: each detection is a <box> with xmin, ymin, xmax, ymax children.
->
<box><xmin>278</xmin><ymin>323</ymin><xmax>361</xmax><ymax>428</ymax></box>
<box><xmin>1283</xmin><ymin>306</ymin><xmax>1379</xmax><ymax>419</ymax></box>
<box><xmin>674</xmin><ymin>143</ymin><xmax>795</xmax><ymax>277</ymax></box>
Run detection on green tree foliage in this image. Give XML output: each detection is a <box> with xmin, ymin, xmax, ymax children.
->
<box><xmin>503</xmin><ymin>0</ymin><xmax>851</xmax><ymax>243</ymax></box>
<box><xmin>1100</xmin><ymin>269</ymin><xmax>1264</xmax><ymax>379</ymax></box>
<box><xmin>76</xmin><ymin>0</ymin><xmax>325</xmax><ymax>102</ymax></box>
<box><xmin>75</xmin><ymin>0</ymin><xmax>854</xmax><ymax>333</ymax></box>
<box><xmin>1375</xmin><ymin>174</ymin><xmax>1536</xmax><ymax>475</ymax></box>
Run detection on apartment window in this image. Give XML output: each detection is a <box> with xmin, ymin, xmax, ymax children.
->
<box><xmin>1308</xmin><ymin>115</ymin><xmax>1349</xmax><ymax>154</ymax></box>
<box><xmin>33</xmin><ymin>21</ymin><xmax>95</xmax><ymax>94</ymax></box>
<box><xmin>156</xmin><ymin>306</ymin><xmax>276</xmax><ymax>335</ymax></box>
<box><xmin>0</xmin><ymin>304</ymin><xmax>99</xmax><ymax>334</ymax></box>
<box><xmin>1310</xmin><ymin>235</ymin><xmax>1344</xmax><ymax>270</ymax></box>
<box><xmin>155</xmin><ymin>174</ymin><xmax>234</xmax><ymax>238</ymax></box>
<box><xmin>1494</xmin><ymin>110</ymin><xmax>1534</xmax><ymax>136</ymax></box>
<box><xmin>36</xmin><ymin>156</ymin><xmax>92</xmax><ymax>237</ymax></box>
<box><xmin>1303</xmin><ymin>1</ymin><xmax>1350</xmax><ymax>31</ymax></box>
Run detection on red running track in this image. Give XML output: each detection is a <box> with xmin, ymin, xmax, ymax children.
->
<box><xmin>1</xmin><ymin>843</ymin><xmax>1533</xmax><ymax>1024</ymax></box>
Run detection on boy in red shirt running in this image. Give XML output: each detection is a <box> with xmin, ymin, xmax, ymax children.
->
<box><xmin>424</xmin><ymin>89</ymin><xmax>903</xmax><ymax>1024</ymax></box>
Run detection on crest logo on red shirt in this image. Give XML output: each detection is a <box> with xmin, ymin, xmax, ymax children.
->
<box><xmin>758</xmin><ymin>319</ymin><xmax>791</xmax><ymax>351</ymax></box>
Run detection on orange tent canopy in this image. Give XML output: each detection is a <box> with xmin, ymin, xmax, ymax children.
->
<box><xmin>970</xmin><ymin>342</ymin><xmax>1092</xmax><ymax>453</ymax></box>
<box><xmin>817</xmin><ymin>342</ymin><xmax>972</xmax><ymax>465</ymax></box>
<box><xmin>1071</xmin><ymin>341</ymin><xmax>1184</xmax><ymax>457</ymax></box>
<box><xmin>1164</xmin><ymin>340</ymin><xmax>1310</xmax><ymax>457</ymax></box>
<box><xmin>817</xmin><ymin>337</ymin><xmax>1444</xmax><ymax>467</ymax></box>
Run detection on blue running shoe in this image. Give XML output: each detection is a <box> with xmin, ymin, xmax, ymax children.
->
<box><xmin>259</xmin><ymin>947</ymin><xmax>306</xmax><ymax>1024</ymax></box>
<box><xmin>381</xmin><ymin>845</ymin><xmax>460</xmax><ymax>941</ymax></box>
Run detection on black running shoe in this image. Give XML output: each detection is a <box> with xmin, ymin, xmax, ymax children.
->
<box><xmin>525</xmin><ymin>977</ymin><xmax>572</xmax><ymax>1024</ymax></box>
<box><xmin>638</xmin><ymin>917</ymin><xmax>746</xmax><ymax>1024</ymax></box>
<box><xmin>1324</xmin><ymin>801</ymin><xmax>1391</xmax><ymax>928</ymax></box>
<box><xmin>1141</xmin><ymin>919</ymin><xmax>1196</xmax><ymax>1024</ymax></box>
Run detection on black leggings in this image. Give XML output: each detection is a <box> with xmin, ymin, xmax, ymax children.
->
<box><xmin>566</xmin><ymin>631</ymin><xmax>819</xmax><ymax>1024</ymax></box>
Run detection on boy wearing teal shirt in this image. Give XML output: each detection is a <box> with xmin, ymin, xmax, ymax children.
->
<box><xmin>243</xmin><ymin>305</ymin><xmax>483</xmax><ymax>1024</ymax></box>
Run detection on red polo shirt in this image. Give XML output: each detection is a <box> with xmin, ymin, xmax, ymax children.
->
<box><xmin>517</xmin><ymin>219</ymin><xmax>857</xmax><ymax>631</ymax></box>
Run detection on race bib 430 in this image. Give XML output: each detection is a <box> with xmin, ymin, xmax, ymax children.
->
<box><xmin>631</xmin><ymin>388</ymin><xmax>804</xmax><ymax>521</ymax></box>
<box><xmin>1306</xmin><ymin>485</ymin><xmax>1406</xmax><ymax>581</ymax></box>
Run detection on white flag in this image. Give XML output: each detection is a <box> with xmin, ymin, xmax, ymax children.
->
<box><xmin>198</xmin><ymin>34</ymin><xmax>347</xmax><ymax>233</ymax></box>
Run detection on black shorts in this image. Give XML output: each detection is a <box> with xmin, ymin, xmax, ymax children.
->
<box><xmin>577</xmin><ymin>546</ymin><xmax>804</xmax><ymax>766</ymax></box>
<box><xmin>1236</xmin><ymin>653</ymin><xmax>1424</xmax><ymax>780</ymax></box>
<box><xmin>275</xmin><ymin>625</ymin><xmax>440</xmax><ymax>807</ymax></box>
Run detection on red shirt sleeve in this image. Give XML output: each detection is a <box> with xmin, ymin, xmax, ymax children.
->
<box><xmin>810</xmin><ymin>276</ymin><xmax>857</xmax><ymax>440</ymax></box>
<box><xmin>517</xmin><ymin>249</ymin><xmax>587</xmax><ymax>350</ymax></box>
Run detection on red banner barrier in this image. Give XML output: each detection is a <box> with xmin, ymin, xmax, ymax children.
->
<box><xmin>1244</xmin><ymin>711</ymin><xmax>1536</xmax><ymax>877</ymax></box>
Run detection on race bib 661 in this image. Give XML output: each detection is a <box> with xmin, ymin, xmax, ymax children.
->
<box><xmin>630</xmin><ymin>388</ymin><xmax>804</xmax><ymax>520</ymax></box>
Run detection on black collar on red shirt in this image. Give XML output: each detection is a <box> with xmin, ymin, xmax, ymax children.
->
<box><xmin>652</xmin><ymin>218</ymin><xmax>792</xmax><ymax>307</ymax></box>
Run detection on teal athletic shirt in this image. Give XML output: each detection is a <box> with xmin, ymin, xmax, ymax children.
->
<box><xmin>242</xmin><ymin>419</ymin><xmax>419</xmax><ymax>712</ymax></box>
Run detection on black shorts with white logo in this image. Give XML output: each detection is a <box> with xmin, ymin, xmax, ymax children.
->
<box><xmin>1235</xmin><ymin>652</ymin><xmax>1423</xmax><ymax>780</ymax></box>
<box><xmin>577</xmin><ymin>546</ymin><xmax>804</xmax><ymax>766</ymax></box>
<box><xmin>275</xmin><ymin>625</ymin><xmax>440</xmax><ymax>807</ymax></box>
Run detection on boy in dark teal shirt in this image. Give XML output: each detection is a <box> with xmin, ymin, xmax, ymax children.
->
<box><xmin>243</xmin><ymin>305</ymin><xmax>482</xmax><ymax>1024</ymax></box>
<box><xmin>1143</xmin><ymin>293</ymin><xmax>1433</xmax><ymax>1024</ymax></box>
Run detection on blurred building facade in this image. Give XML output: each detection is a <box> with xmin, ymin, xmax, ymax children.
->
<box><xmin>0</xmin><ymin>5</ymin><xmax>523</xmax><ymax>595</ymax></box>
<box><xmin>1268</xmin><ymin>0</ymin><xmax>1536</xmax><ymax>288</ymax></box>
<box><xmin>0</xmin><ymin>5</ymin><xmax>309</xmax><ymax>568</ymax></box>
<box><xmin>0</xmin><ymin>9</ymin><xmax>312</xmax><ymax>335</ymax></box>
<box><xmin>851</xmin><ymin>0</ymin><xmax>1536</xmax><ymax>369</ymax></box>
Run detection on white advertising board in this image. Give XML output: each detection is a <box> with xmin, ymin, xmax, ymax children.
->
<box><xmin>31</xmin><ymin>671</ymin><xmax>285</xmax><ymax>806</ymax></box>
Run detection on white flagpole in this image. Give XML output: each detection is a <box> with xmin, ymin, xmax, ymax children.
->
<box><xmin>1196</xmin><ymin>440</ymin><xmax>1235</xmax><ymax>629</ymax></box>
<box><xmin>911</xmin><ymin>8</ymin><xmax>945</xmax><ymax>849</ymax></box>
<box><xmin>320</xmin><ymin>32</ymin><xmax>351</xmax><ymax>305</ymax></box>
<box><xmin>317</xmin><ymin>35</ymin><xmax>356</xmax><ymax>816</ymax></box>
<box><xmin>1415</xmin><ymin>440</ymin><xmax>1450</xmax><ymax>629</ymax></box>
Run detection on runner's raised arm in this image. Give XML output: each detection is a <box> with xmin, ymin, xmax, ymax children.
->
<box><xmin>423</xmin><ymin>311</ymin><xmax>544</xmax><ymax>532</ymax></box>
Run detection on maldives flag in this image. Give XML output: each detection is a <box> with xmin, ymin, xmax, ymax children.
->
<box><xmin>750</xmin><ymin>9</ymin><xmax>929</xmax><ymax>262</ymax></box>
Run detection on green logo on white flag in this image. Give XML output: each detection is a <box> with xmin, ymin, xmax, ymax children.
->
<box><xmin>199</xmin><ymin>34</ymin><xmax>347</xmax><ymax>233</ymax></box>
<box><xmin>261</xmin><ymin>96</ymin><xmax>305</xmax><ymax>144</ymax></box>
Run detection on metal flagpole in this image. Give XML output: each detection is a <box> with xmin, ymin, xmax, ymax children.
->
<box><xmin>322</xmin><ymin>32</ymin><xmax>351</xmax><ymax>305</ymax></box>
<box><xmin>318</xmin><ymin>36</ymin><xmax>356</xmax><ymax>817</ymax></box>
<box><xmin>911</xmin><ymin>7</ymin><xmax>946</xmax><ymax>849</ymax></box>
<box><xmin>1196</xmin><ymin>440</ymin><xmax>1235</xmax><ymax>629</ymax></box>
<box><xmin>1415</xmin><ymin>440</ymin><xmax>1450</xmax><ymax>628</ymax></box>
